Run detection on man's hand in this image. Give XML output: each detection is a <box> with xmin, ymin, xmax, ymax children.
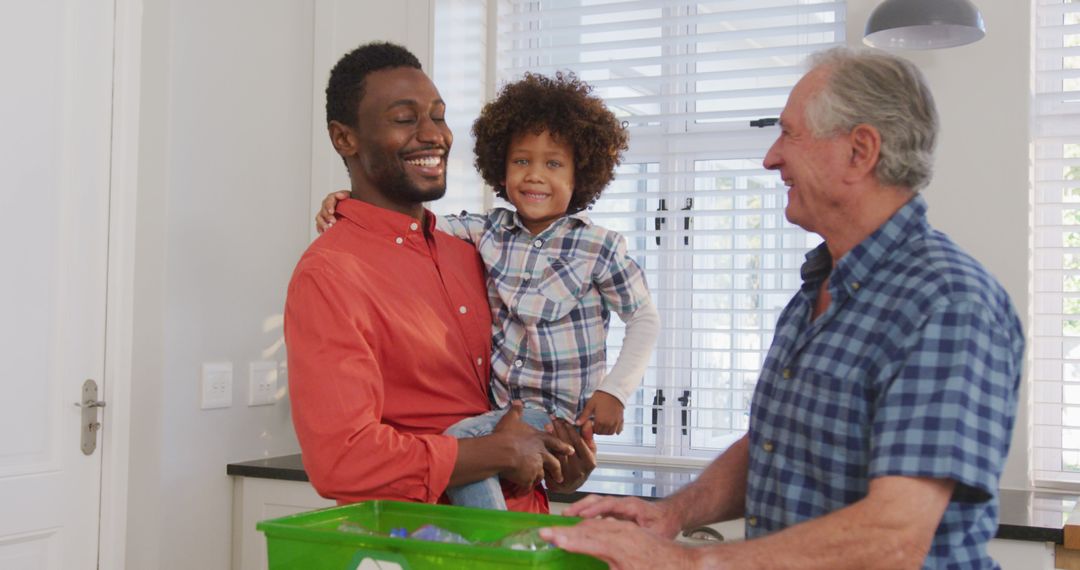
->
<box><xmin>561</xmin><ymin>495</ymin><xmax>683</xmax><ymax>539</ymax></box>
<box><xmin>492</xmin><ymin>401</ymin><xmax>573</xmax><ymax>491</ymax></box>
<box><xmin>315</xmin><ymin>190</ymin><xmax>349</xmax><ymax>233</ymax></box>
<box><xmin>539</xmin><ymin>519</ymin><xmax>700</xmax><ymax>570</ymax></box>
<box><xmin>544</xmin><ymin>417</ymin><xmax>597</xmax><ymax>493</ymax></box>
<box><xmin>576</xmin><ymin>391</ymin><xmax>624</xmax><ymax>435</ymax></box>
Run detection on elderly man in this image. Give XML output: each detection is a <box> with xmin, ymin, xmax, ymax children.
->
<box><xmin>284</xmin><ymin>42</ymin><xmax>593</xmax><ymax>513</ymax></box>
<box><xmin>542</xmin><ymin>47</ymin><xmax>1023</xmax><ymax>569</ymax></box>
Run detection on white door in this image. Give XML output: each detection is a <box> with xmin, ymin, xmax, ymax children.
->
<box><xmin>0</xmin><ymin>1</ymin><xmax>114</xmax><ymax>568</ymax></box>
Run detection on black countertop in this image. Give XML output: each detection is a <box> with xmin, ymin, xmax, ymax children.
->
<box><xmin>227</xmin><ymin>454</ymin><xmax>1074</xmax><ymax>544</ymax></box>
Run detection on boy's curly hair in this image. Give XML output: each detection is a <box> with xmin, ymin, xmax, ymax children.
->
<box><xmin>472</xmin><ymin>72</ymin><xmax>629</xmax><ymax>213</ymax></box>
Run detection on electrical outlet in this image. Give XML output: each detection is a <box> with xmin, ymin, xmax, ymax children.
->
<box><xmin>201</xmin><ymin>362</ymin><xmax>233</xmax><ymax>409</ymax></box>
<box><xmin>248</xmin><ymin>360</ymin><xmax>277</xmax><ymax>406</ymax></box>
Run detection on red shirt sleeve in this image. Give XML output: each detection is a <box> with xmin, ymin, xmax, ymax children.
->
<box><xmin>284</xmin><ymin>263</ymin><xmax>457</xmax><ymax>504</ymax></box>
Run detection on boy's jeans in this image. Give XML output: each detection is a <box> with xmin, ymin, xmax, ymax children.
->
<box><xmin>443</xmin><ymin>406</ymin><xmax>552</xmax><ymax>510</ymax></box>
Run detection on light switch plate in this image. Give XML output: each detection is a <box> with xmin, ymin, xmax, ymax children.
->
<box><xmin>248</xmin><ymin>360</ymin><xmax>277</xmax><ymax>406</ymax></box>
<box><xmin>201</xmin><ymin>362</ymin><xmax>233</xmax><ymax>409</ymax></box>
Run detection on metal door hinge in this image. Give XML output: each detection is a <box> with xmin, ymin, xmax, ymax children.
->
<box><xmin>74</xmin><ymin>379</ymin><xmax>105</xmax><ymax>455</ymax></box>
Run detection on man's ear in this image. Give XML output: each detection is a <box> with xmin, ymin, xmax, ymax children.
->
<box><xmin>328</xmin><ymin>120</ymin><xmax>359</xmax><ymax>158</ymax></box>
<box><xmin>846</xmin><ymin>123</ymin><xmax>881</xmax><ymax>182</ymax></box>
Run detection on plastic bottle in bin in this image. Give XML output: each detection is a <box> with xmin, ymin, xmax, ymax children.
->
<box><xmin>336</xmin><ymin>521</ymin><xmax>408</xmax><ymax>538</ymax></box>
<box><xmin>408</xmin><ymin>524</ymin><xmax>471</xmax><ymax>544</ymax></box>
<box><xmin>490</xmin><ymin>527</ymin><xmax>553</xmax><ymax>551</ymax></box>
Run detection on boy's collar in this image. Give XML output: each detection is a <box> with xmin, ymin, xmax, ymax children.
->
<box><xmin>496</xmin><ymin>207</ymin><xmax>591</xmax><ymax>232</ymax></box>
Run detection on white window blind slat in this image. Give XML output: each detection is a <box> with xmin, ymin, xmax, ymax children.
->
<box><xmin>499</xmin><ymin>0</ymin><xmax>844</xmax><ymax>25</ymax></box>
<box><xmin>500</xmin><ymin>44</ymin><xmax>845</xmax><ymax>75</ymax></box>
<box><xmin>499</xmin><ymin>22</ymin><xmax>843</xmax><ymax>56</ymax></box>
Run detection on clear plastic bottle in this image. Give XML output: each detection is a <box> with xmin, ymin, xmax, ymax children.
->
<box><xmin>336</xmin><ymin>521</ymin><xmax>407</xmax><ymax>539</ymax></box>
<box><xmin>489</xmin><ymin>527</ymin><xmax>552</xmax><ymax>551</ymax></box>
<box><xmin>408</xmin><ymin>524</ymin><xmax>471</xmax><ymax>545</ymax></box>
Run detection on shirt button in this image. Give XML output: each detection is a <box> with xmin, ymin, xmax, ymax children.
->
<box><xmin>762</xmin><ymin>441</ymin><xmax>775</xmax><ymax>453</ymax></box>
<box><xmin>410</xmin><ymin>222</ymin><xmax>419</xmax><ymax>231</ymax></box>
<box><xmin>748</xmin><ymin>516</ymin><xmax>758</xmax><ymax>527</ymax></box>
<box><xmin>514</xmin><ymin>359</ymin><xmax>524</xmax><ymax>368</ymax></box>
<box><xmin>476</xmin><ymin>357</ymin><xmax>483</xmax><ymax>366</ymax></box>
<box><xmin>851</xmin><ymin>281</ymin><xmax>861</xmax><ymax>290</ymax></box>
<box><xmin>782</xmin><ymin>368</ymin><xmax>792</xmax><ymax>379</ymax></box>
<box><xmin>459</xmin><ymin>306</ymin><xmax>467</xmax><ymax>314</ymax></box>
<box><xmin>395</xmin><ymin>237</ymin><xmax>404</xmax><ymax>245</ymax></box>
<box><xmin>533</xmin><ymin>239</ymin><xmax>543</xmax><ymax>248</ymax></box>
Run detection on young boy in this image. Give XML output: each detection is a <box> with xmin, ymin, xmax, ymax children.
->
<box><xmin>317</xmin><ymin>72</ymin><xmax>660</xmax><ymax>509</ymax></box>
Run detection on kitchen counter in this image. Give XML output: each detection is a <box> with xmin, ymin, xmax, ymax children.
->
<box><xmin>227</xmin><ymin>454</ymin><xmax>1075</xmax><ymax>544</ymax></box>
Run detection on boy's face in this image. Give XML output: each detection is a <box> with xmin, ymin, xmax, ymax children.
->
<box><xmin>503</xmin><ymin>129</ymin><xmax>575</xmax><ymax>235</ymax></box>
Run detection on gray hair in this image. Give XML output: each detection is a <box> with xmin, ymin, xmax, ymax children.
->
<box><xmin>803</xmin><ymin>47</ymin><xmax>939</xmax><ymax>192</ymax></box>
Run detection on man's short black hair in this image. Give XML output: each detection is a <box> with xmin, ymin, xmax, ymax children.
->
<box><xmin>325</xmin><ymin>41</ymin><xmax>422</xmax><ymax>127</ymax></box>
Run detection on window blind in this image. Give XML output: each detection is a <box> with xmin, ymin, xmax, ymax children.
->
<box><xmin>1034</xmin><ymin>0</ymin><xmax>1080</xmax><ymax>485</ymax></box>
<box><xmin>493</xmin><ymin>0</ymin><xmax>844</xmax><ymax>460</ymax></box>
<box><xmin>432</xmin><ymin>0</ymin><xmax>490</xmax><ymax>217</ymax></box>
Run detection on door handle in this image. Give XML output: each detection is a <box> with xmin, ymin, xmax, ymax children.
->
<box><xmin>75</xmin><ymin>379</ymin><xmax>105</xmax><ymax>455</ymax></box>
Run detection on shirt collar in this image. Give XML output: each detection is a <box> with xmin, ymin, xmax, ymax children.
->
<box><xmin>494</xmin><ymin>206</ymin><xmax>591</xmax><ymax>234</ymax></box>
<box><xmin>800</xmin><ymin>194</ymin><xmax>929</xmax><ymax>295</ymax></box>
<box><xmin>335</xmin><ymin>198</ymin><xmax>436</xmax><ymax>237</ymax></box>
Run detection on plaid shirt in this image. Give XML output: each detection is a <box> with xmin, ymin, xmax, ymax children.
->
<box><xmin>438</xmin><ymin>208</ymin><xmax>651</xmax><ymax>420</ymax></box>
<box><xmin>746</xmin><ymin>195</ymin><xmax>1023</xmax><ymax>569</ymax></box>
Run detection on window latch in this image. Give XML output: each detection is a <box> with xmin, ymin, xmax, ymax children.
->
<box><xmin>655</xmin><ymin>200</ymin><xmax>667</xmax><ymax>246</ymax></box>
<box><xmin>677</xmin><ymin>390</ymin><xmax>691</xmax><ymax>435</ymax></box>
<box><xmin>650</xmin><ymin>389</ymin><xmax>666</xmax><ymax>434</ymax></box>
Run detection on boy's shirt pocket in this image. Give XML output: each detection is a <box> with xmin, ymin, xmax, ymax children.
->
<box><xmin>517</xmin><ymin>257</ymin><xmax>591</xmax><ymax>322</ymax></box>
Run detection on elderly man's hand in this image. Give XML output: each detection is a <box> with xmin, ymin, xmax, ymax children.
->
<box><xmin>539</xmin><ymin>519</ymin><xmax>701</xmax><ymax>570</ymax></box>
<box><xmin>543</xmin><ymin>417</ymin><xmax>596</xmax><ymax>493</ymax></box>
<box><xmin>561</xmin><ymin>495</ymin><xmax>683</xmax><ymax>539</ymax></box>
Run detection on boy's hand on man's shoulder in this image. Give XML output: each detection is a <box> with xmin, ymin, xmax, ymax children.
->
<box><xmin>315</xmin><ymin>190</ymin><xmax>350</xmax><ymax>234</ymax></box>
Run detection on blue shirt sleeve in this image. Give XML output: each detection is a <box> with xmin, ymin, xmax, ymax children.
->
<box><xmin>868</xmin><ymin>299</ymin><xmax>1021</xmax><ymax>502</ymax></box>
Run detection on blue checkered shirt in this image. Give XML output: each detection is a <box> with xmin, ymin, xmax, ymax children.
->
<box><xmin>438</xmin><ymin>208</ymin><xmax>651</xmax><ymax>420</ymax></box>
<box><xmin>746</xmin><ymin>195</ymin><xmax>1023</xmax><ymax>569</ymax></box>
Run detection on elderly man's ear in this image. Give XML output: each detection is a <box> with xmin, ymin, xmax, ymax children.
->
<box><xmin>328</xmin><ymin>120</ymin><xmax>360</xmax><ymax>158</ymax></box>
<box><xmin>845</xmin><ymin>123</ymin><xmax>882</xmax><ymax>182</ymax></box>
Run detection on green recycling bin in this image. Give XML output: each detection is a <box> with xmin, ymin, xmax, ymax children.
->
<box><xmin>256</xmin><ymin>499</ymin><xmax>607</xmax><ymax>569</ymax></box>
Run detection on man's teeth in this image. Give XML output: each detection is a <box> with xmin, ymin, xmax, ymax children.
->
<box><xmin>406</xmin><ymin>156</ymin><xmax>441</xmax><ymax>167</ymax></box>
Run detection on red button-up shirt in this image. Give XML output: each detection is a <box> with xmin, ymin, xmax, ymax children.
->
<box><xmin>284</xmin><ymin>198</ymin><xmax>546</xmax><ymax>512</ymax></box>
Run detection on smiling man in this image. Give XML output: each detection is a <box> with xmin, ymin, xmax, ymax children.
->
<box><xmin>283</xmin><ymin>42</ymin><xmax>582</xmax><ymax>513</ymax></box>
<box><xmin>542</xmin><ymin>47</ymin><xmax>1024</xmax><ymax>569</ymax></box>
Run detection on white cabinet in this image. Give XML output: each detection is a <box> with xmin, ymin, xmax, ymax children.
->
<box><xmin>231</xmin><ymin>477</ymin><xmax>335</xmax><ymax>570</ymax></box>
<box><xmin>987</xmin><ymin>539</ymin><xmax>1055</xmax><ymax>570</ymax></box>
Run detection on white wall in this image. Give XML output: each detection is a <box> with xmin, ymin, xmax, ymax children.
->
<box><xmin>125</xmin><ymin>1</ymin><xmax>437</xmax><ymax>568</ymax></box>
<box><xmin>126</xmin><ymin>1</ymin><xmax>312</xmax><ymax>568</ymax></box>
<box><xmin>844</xmin><ymin>0</ymin><xmax>1033</xmax><ymax>490</ymax></box>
